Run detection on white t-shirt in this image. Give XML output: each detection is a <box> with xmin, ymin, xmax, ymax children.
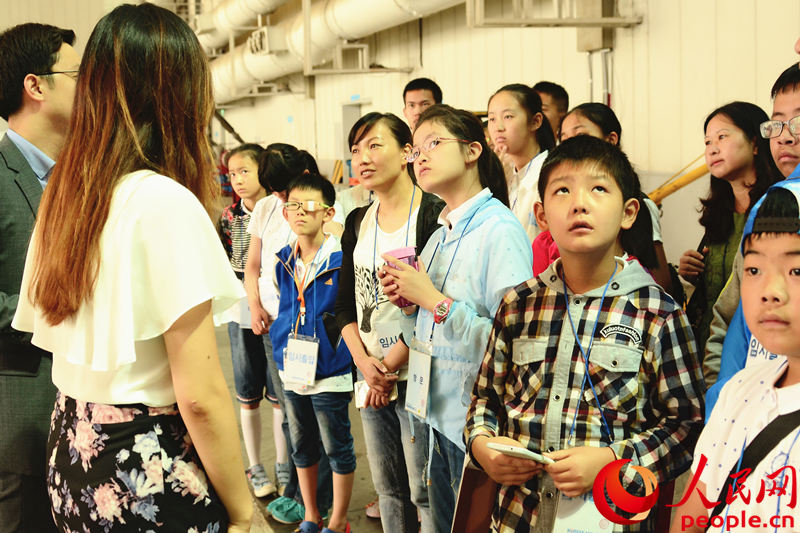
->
<box><xmin>509</xmin><ymin>150</ymin><xmax>548</xmax><ymax>243</ymax></box>
<box><xmin>247</xmin><ymin>195</ymin><xmax>346</xmax><ymax>317</ymax></box>
<box><xmin>693</xmin><ymin>357</ymin><xmax>800</xmax><ymax>528</ymax></box>
<box><xmin>12</xmin><ymin>170</ymin><xmax>244</xmax><ymax>406</ymax></box>
<box><xmin>643</xmin><ymin>197</ymin><xmax>663</xmax><ymax>243</ymax></box>
<box><xmin>351</xmin><ymin>201</ymin><xmax>419</xmax><ymax>380</ymax></box>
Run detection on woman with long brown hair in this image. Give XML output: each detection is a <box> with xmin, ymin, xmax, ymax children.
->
<box><xmin>12</xmin><ymin>4</ymin><xmax>252</xmax><ymax>532</ymax></box>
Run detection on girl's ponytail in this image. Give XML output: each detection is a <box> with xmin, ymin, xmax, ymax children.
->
<box><xmin>621</xmin><ymin>192</ymin><xmax>657</xmax><ymax>270</ymax></box>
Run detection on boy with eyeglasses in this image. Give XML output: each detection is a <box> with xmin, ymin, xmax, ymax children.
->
<box><xmin>269</xmin><ymin>173</ymin><xmax>356</xmax><ymax>533</ymax></box>
<box><xmin>705</xmin><ymin>62</ymin><xmax>800</xmax><ymax>415</ymax></box>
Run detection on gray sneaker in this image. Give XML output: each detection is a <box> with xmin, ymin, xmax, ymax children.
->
<box><xmin>246</xmin><ymin>463</ymin><xmax>277</xmax><ymax>498</ymax></box>
<box><xmin>275</xmin><ymin>461</ymin><xmax>291</xmax><ymax>496</ymax></box>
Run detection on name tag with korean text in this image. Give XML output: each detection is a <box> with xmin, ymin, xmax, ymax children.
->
<box><xmin>283</xmin><ymin>335</ymin><xmax>319</xmax><ymax>386</ymax></box>
<box><xmin>405</xmin><ymin>338</ymin><xmax>432</xmax><ymax>418</ymax></box>
<box><xmin>553</xmin><ymin>492</ymin><xmax>612</xmax><ymax>533</ymax></box>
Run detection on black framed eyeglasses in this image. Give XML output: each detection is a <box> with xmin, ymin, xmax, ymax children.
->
<box><xmin>760</xmin><ymin>115</ymin><xmax>800</xmax><ymax>139</ymax></box>
<box><xmin>35</xmin><ymin>70</ymin><xmax>79</xmax><ymax>81</ymax></box>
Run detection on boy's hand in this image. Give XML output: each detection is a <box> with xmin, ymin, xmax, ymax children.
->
<box><xmin>545</xmin><ymin>446</ymin><xmax>616</xmax><ymax>497</ymax></box>
<box><xmin>251</xmin><ymin>305</ymin><xmax>271</xmax><ymax>335</ymax></box>
<box><xmin>471</xmin><ymin>436</ymin><xmax>544</xmax><ymax>486</ymax></box>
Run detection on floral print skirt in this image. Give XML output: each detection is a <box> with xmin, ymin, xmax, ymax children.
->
<box><xmin>46</xmin><ymin>391</ymin><xmax>228</xmax><ymax>532</ymax></box>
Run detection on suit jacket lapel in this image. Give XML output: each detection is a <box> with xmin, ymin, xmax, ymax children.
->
<box><xmin>0</xmin><ymin>134</ymin><xmax>43</xmax><ymax>216</ymax></box>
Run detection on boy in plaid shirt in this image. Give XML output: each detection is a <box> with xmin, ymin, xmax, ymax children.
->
<box><xmin>466</xmin><ymin>136</ymin><xmax>705</xmax><ymax>532</ymax></box>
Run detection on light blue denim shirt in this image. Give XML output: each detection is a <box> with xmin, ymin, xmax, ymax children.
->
<box><xmin>403</xmin><ymin>188</ymin><xmax>533</xmax><ymax>451</ymax></box>
<box><xmin>6</xmin><ymin>129</ymin><xmax>55</xmax><ymax>189</ymax></box>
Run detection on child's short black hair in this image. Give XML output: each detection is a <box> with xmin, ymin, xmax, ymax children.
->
<box><xmin>538</xmin><ymin>136</ymin><xmax>657</xmax><ymax>269</ymax></box>
<box><xmin>771</xmin><ymin>64</ymin><xmax>800</xmax><ymax>98</ymax></box>
<box><xmin>532</xmin><ymin>81</ymin><xmax>569</xmax><ymax>113</ymax></box>
<box><xmin>285</xmin><ymin>172</ymin><xmax>336</xmax><ymax>208</ymax></box>
<box><xmin>743</xmin><ymin>186</ymin><xmax>800</xmax><ymax>250</ymax></box>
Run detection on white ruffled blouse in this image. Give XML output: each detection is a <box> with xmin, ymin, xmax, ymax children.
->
<box><xmin>12</xmin><ymin>170</ymin><xmax>244</xmax><ymax>406</ymax></box>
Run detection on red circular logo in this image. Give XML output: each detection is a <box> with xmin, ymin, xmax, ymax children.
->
<box><xmin>591</xmin><ymin>458</ymin><xmax>660</xmax><ymax>525</ymax></box>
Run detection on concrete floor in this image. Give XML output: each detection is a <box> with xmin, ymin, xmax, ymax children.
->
<box><xmin>215</xmin><ymin>326</ymin><xmax>383</xmax><ymax>533</ymax></box>
<box><xmin>217</xmin><ymin>326</ymin><xmax>693</xmax><ymax>532</ymax></box>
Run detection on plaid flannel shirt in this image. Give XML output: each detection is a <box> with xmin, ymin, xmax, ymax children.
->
<box><xmin>465</xmin><ymin>260</ymin><xmax>705</xmax><ymax>532</ymax></box>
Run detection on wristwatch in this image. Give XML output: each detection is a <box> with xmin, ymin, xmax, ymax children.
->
<box><xmin>432</xmin><ymin>298</ymin><xmax>454</xmax><ymax>324</ymax></box>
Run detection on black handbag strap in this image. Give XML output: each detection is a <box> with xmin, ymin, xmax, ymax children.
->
<box><xmin>706</xmin><ymin>407</ymin><xmax>800</xmax><ymax>529</ymax></box>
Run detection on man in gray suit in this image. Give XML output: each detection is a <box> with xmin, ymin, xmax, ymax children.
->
<box><xmin>0</xmin><ymin>23</ymin><xmax>79</xmax><ymax>532</ymax></box>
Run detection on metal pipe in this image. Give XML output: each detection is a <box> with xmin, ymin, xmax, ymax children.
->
<box><xmin>210</xmin><ymin>0</ymin><xmax>462</xmax><ymax>102</ymax></box>
<box><xmin>196</xmin><ymin>0</ymin><xmax>290</xmax><ymax>50</ymax></box>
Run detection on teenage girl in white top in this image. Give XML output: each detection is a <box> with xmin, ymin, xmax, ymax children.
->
<box><xmin>487</xmin><ymin>83</ymin><xmax>556</xmax><ymax>242</ymax></box>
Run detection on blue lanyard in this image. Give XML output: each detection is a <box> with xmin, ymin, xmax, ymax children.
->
<box><xmin>372</xmin><ymin>186</ymin><xmax>417</xmax><ymax>310</ymax></box>
<box><xmin>424</xmin><ymin>205</ymin><xmax>479</xmax><ymax>341</ymax></box>
<box><xmin>290</xmin><ymin>238</ymin><xmax>326</xmax><ymax>337</ymax></box>
<box><xmin>563</xmin><ymin>263</ymin><xmax>617</xmax><ymax>445</ymax></box>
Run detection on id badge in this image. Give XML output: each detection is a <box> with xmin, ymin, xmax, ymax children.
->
<box><xmin>405</xmin><ymin>337</ymin><xmax>432</xmax><ymax>418</ymax></box>
<box><xmin>238</xmin><ymin>297</ymin><xmax>252</xmax><ymax>329</ymax></box>
<box><xmin>283</xmin><ymin>334</ymin><xmax>319</xmax><ymax>386</ymax></box>
<box><xmin>374</xmin><ymin>322</ymin><xmax>401</xmax><ymax>358</ymax></box>
<box><xmin>553</xmin><ymin>492</ymin><xmax>612</xmax><ymax>532</ymax></box>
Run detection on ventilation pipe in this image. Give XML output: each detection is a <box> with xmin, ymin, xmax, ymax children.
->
<box><xmin>210</xmin><ymin>0</ymin><xmax>463</xmax><ymax>103</ymax></box>
<box><xmin>195</xmin><ymin>0</ymin><xmax>290</xmax><ymax>50</ymax></box>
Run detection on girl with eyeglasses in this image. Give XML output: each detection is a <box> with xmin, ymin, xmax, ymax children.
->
<box><xmin>678</xmin><ymin>102</ymin><xmax>781</xmax><ymax>354</ymax></box>
<box><xmin>487</xmin><ymin>84</ymin><xmax>556</xmax><ymax>243</ymax></box>
<box><xmin>334</xmin><ymin>112</ymin><xmax>444</xmax><ymax>533</ymax></box>
<box><xmin>379</xmin><ymin>104</ymin><xmax>533</xmax><ymax>533</ymax></box>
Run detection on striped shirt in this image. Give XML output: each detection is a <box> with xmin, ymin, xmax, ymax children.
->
<box><xmin>219</xmin><ymin>199</ymin><xmax>252</xmax><ymax>274</ymax></box>
<box><xmin>466</xmin><ymin>259</ymin><xmax>705</xmax><ymax>532</ymax></box>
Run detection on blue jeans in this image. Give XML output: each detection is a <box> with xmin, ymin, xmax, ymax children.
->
<box><xmin>228</xmin><ymin>322</ymin><xmax>276</xmax><ymax>405</ymax></box>
<box><xmin>284</xmin><ymin>390</ymin><xmax>356</xmax><ymax>475</ymax></box>
<box><xmin>429</xmin><ymin>428</ymin><xmax>465</xmax><ymax>533</ymax></box>
<box><xmin>360</xmin><ymin>381</ymin><xmax>432</xmax><ymax>533</ymax></box>
<box><xmin>263</xmin><ymin>335</ymin><xmax>332</xmax><ymax>510</ymax></box>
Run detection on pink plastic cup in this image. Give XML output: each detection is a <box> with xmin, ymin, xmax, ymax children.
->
<box><xmin>385</xmin><ymin>246</ymin><xmax>418</xmax><ymax>308</ymax></box>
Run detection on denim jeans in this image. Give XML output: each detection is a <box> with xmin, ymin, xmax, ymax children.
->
<box><xmin>228</xmin><ymin>322</ymin><xmax>276</xmax><ymax>404</ymax></box>
<box><xmin>429</xmin><ymin>428</ymin><xmax>465</xmax><ymax>533</ymax></box>
<box><xmin>263</xmin><ymin>335</ymin><xmax>332</xmax><ymax>510</ymax></box>
<box><xmin>360</xmin><ymin>381</ymin><xmax>432</xmax><ymax>533</ymax></box>
<box><xmin>284</xmin><ymin>390</ymin><xmax>356</xmax><ymax>474</ymax></box>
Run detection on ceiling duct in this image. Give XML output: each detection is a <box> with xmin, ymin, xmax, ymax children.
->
<box><xmin>210</xmin><ymin>0</ymin><xmax>463</xmax><ymax>103</ymax></box>
<box><xmin>195</xmin><ymin>0</ymin><xmax>290</xmax><ymax>50</ymax></box>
